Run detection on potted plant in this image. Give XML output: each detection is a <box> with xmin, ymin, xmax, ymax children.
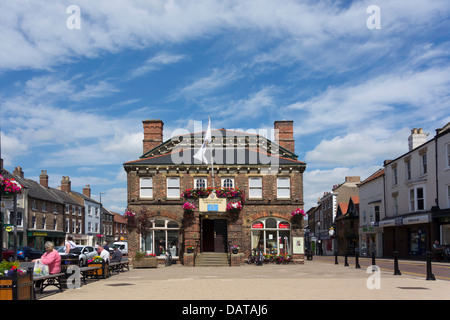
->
<box><xmin>230</xmin><ymin>245</ymin><xmax>239</xmax><ymax>254</ymax></box>
<box><xmin>87</xmin><ymin>256</ymin><xmax>108</xmax><ymax>278</ymax></box>
<box><xmin>133</xmin><ymin>251</ymin><xmax>158</xmax><ymax>268</ymax></box>
<box><xmin>0</xmin><ymin>261</ymin><xmax>33</xmax><ymax>300</ymax></box>
<box><xmin>186</xmin><ymin>246</ymin><xmax>194</xmax><ymax>254</ymax></box>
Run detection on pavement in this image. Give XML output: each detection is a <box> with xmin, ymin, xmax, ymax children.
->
<box><xmin>39</xmin><ymin>258</ymin><xmax>450</xmax><ymax>301</ymax></box>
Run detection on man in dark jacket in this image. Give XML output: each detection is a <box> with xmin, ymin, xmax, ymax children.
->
<box><xmin>110</xmin><ymin>247</ymin><xmax>122</xmax><ymax>262</ymax></box>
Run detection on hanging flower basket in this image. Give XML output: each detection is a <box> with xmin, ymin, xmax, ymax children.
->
<box><xmin>182</xmin><ymin>202</ymin><xmax>197</xmax><ymax>213</ymax></box>
<box><xmin>230</xmin><ymin>245</ymin><xmax>239</xmax><ymax>254</ymax></box>
<box><xmin>226</xmin><ymin>201</ymin><xmax>242</xmax><ymax>213</ymax></box>
<box><xmin>291</xmin><ymin>208</ymin><xmax>306</xmax><ymax>217</ymax></box>
<box><xmin>0</xmin><ymin>175</ymin><xmax>23</xmax><ymax>196</ymax></box>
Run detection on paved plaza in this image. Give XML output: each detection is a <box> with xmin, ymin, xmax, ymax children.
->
<box><xmin>41</xmin><ymin>259</ymin><xmax>450</xmax><ymax>301</ymax></box>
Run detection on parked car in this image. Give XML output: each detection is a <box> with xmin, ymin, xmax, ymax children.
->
<box><xmin>112</xmin><ymin>242</ymin><xmax>128</xmax><ymax>255</ymax></box>
<box><xmin>2</xmin><ymin>248</ymin><xmax>14</xmax><ymax>262</ymax></box>
<box><xmin>56</xmin><ymin>245</ymin><xmax>97</xmax><ymax>267</ymax></box>
<box><xmin>17</xmin><ymin>246</ymin><xmax>43</xmax><ymax>261</ymax></box>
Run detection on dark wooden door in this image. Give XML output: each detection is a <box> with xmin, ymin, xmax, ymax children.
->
<box><xmin>202</xmin><ymin>219</ymin><xmax>215</xmax><ymax>252</ymax></box>
<box><xmin>214</xmin><ymin>219</ymin><xmax>227</xmax><ymax>253</ymax></box>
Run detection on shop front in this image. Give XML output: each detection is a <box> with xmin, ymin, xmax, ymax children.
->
<box><xmin>27</xmin><ymin>230</ymin><xmax>66</xmax><ymax>251</ymax></box>
<box><xmin>381</xmin><ymin>213</ymin><xmax>432</xmax><ymax>258</ymax></box>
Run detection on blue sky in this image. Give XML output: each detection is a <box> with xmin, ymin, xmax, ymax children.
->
<box><xmin>1</xmin><ymin>0</ymin><xmax>449</xmax><ymax>214</ymax></box>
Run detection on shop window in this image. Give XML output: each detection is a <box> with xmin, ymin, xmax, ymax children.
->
<box><xmin>251</xmin><ymin>217</ymin><xmax>291</xmax><ymax>255</ymax></box>
<box><xmin>142</xmin><ymin>218</ymin><xmax>180</xmax><ymax>258</ymax></box>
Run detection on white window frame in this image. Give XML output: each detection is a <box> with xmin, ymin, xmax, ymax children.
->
<box><xmin>277</xmin><ymin>177</ymin><xmax>291</xmax><ymax>199</ymax></box>
<box><xmin>405</xmin><ymin>160</ymin><xmax>411</xmax><ymax>181</ymax></box>
<box><xmin>393</xmin><ymin>167</ymin><xmax>398</xmax><ymax>186</ymax></box>
<box><xmin>421</xmin><ymin>153</ymin><xmax>428</xmax><ymax>175</ymax></box>
<box><xmin>194</xmin><ymin>177</ymin><xmax>207</xmax><ymax>189</ymax></box>
<box><xmin>167</xmin><ymin>177</ymin><xmax>180</xmax><ymax>199</ymax></box>
<box><xmin>409</xmin><ymin>185</ymin><xmax>426</xmax><ymax>212</ymax></box>
<box><xmin>249</xmin><ymin>177</ymin><xmax>262</xmax><ymax>198</ymax></box>
<box><xmin>140</xmin><ymin>177</ymin><xmax>154</xmax><ymax>198</ymax></box>
<box><xmin>221</xmin><ymin>178</ymin><xmax>234</xmax><ymax>189</ymax></box>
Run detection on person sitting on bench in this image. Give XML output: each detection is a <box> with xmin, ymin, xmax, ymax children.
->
<box><xmin>32</xmin><ymin>241</ymin><xmax>62</xmax><ymax>290</ymax></box>
<box><xmin>110</xmin><ymin>247</ymin><xmax>122</xmax><ymax>263</ymax></box>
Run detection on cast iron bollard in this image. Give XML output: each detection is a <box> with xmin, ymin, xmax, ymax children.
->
<box><xmin>372</xmin><ymin>252</ymin><xmax>376</xmax><ymax>266</ymax></box>
<box><xmin>335</xmin><ymin>252</ymin><xmax>338</xmax><ymax>265</ymax></box>
<box><xmin>355</xmin><ymin>252</ymin><xmax>361</xmax><ymax>269</ymax></box>
<box><xmin>344</xmin><ymin>252</ymin><xmax>349</xmax><ymax>267</ymax></box>
<box><xmin>393</xmin><ymin>251</ymin><xmax>401</xmax><ymax>275</ymax></box>
<box><xmin>426</xmin><ymin>251</ymin><xmax>436</xmax><ymax>281</ymax></box>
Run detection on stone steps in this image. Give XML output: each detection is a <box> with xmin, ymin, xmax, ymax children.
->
<box><xmin>195</xmin><ymin>253</ymin><xmax>229</xmax><ymax>267</ymax></box>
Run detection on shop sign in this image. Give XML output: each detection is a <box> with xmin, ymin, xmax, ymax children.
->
<box><xmin>28</xmin><ymin>231</ymin><xmax>47</xmax><ymax>237</ymax></box>
<box><xmin>199</xmin><ymin>192</ymin><xmax>226</xmax><ymax>212</ymax></box>
<box><xmin>252</xmin><ymin>222</ymin><xmax>264</xmax><ymax>229</ymax></box>
<box><xmin>279</xmin><ymin>222</ymin><xmax>290</xmax><ymax>229</ymax></box>
<box><xmin>403</xmin><ymin>214</ymin><xmax>430</xmax><ymax>225</ymax></box>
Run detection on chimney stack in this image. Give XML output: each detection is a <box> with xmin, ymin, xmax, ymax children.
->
<box><xmin>274</xmin><ymin>120</ymin><xmax>295</xmax><ymax>153</ymax></box>
<box><xmin>83</xmin><ymin>185</ymin><xmax>91</xmax><ymax>198</ymax></box>
<box><xmin>39</xmin><ymin>170</ymin><xmax>49</xmax><ymax>188</ymax></box>
<box><xmin>61</xmin><ymin>176</ymin><xmax>71</xmax><ymax>193</ymax></box>
<box><xmin>408</xmin><ymin>128</ymin><xmax>428</xmax><ymax>151</ymax></box>
<box><xmin>13</xmin><ymin>167</ymin><xmax>24</xmax><ymax>178</ymax></box>
<box><xmin>143</xmin><ymin>119</ymin><xmax>164</xmax><ymax>155</ymax></box>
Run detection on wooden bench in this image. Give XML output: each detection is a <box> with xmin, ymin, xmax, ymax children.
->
<box><xmin>33</xmin><ymin>272</ymin><xmax>65</xmax><ymax>297</ymax></box>
<box><xmin>109</xmin><ymin>260</ymin><xmax>130</xmax><ymax>275</ymax></box>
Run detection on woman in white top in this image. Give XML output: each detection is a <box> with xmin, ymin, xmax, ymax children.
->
<box><xmin>65</xmin><ymin>236</ymin><xmax>77</xmax><ymax>254</ymax></box>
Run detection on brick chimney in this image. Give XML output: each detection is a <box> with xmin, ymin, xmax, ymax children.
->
<box><xmin>83</xmin><ymin>185</ymin><xmax>91</xmax><ymax>198</ymax></box>
<box><xmin>408</xmin><ymin>128</ymin><xmax>428</xmax><ymax>151</ymax></box>
<box><xmin>143</xmin><ymin>119</ymin><xmax>164</xmax><ymax>155</ymax></box>
<box><xmin>13</xmin><ymin>167</ymin><xmax>24</xmax><ymax>178</ymax></box>
<box><xmin>39</xmin><ymin>170</ymin><xmax>49</xmax><ymax>188</ymax></box>
<box><xmin>61</xmin><ymin>176</ymin><xmax>71</xmax><ymax>192</ymax></box>
<box><xmin>345</xmin><ymin>176</ymin><xmax>361</xmax><ymax>183</ymax></box>
<box><xmin>274</xmin><ymin>120</ymin><xmax>295</xmax><ymax>153</ymax></box>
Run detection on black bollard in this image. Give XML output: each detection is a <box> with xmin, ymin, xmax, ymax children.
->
<box><xmin>355</xmin><ymin>252</ymin><xmax>361</xmax><ymax>269</ymax></box>
<box><xmin>426</xmin><ymin>251</ymin><xmax>436</xmax><ymax>281</ymax></box>
<box><xmin>372</xmin><ymin>252</ymin><xmax>376</xmax><ymax>266</ymax></box>
<box><xmin>335</xmin><ymin>252</ymin><xmax>338</xmax><ymax>265</ymax></box>
<box><xmin>393</xmin><ymin>251</ymin><xmax>401</xmax><ymax>275</ymax></box>
<box><xmin>344</xmin><ymin>252</ymin><xmax>349</xmax><ymax>267</ymax></box>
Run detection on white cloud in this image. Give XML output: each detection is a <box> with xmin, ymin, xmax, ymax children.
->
<box><xmin>305</xmin><ymin>130</ymin><xmax>410</xmax><ymax>167</ymax></box>
<box><xmin>127</xmin><ymin>52</ymin><xmax>186</xmax><ymax>79</ymax></box>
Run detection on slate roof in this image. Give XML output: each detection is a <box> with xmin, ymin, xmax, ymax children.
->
<box><xmin>125</xmin><ymin>147</ymin><xmax>305</xmax><ymax>166</ymax></box>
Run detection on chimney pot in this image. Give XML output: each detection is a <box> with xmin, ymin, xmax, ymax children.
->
<box><xmin>39</xmin><ymin>170</ymin><xmax>49</xmax><ymax>188</ymax></box>
<box><xmin>61</xmin><ymin>176</ymin><xmax>71</xmax><ymax>193</ymax></box>
<box><xmin>274</xmin><ymin>120</ymin><xmax>295</xmax><ymax>153</ymax></box>
<box><xmin>142</xmin><ymin>119</ymin><xmax>164</xmax><ymax>155</ymax></box>
<box><xmin>83</xmin><ymin>184</ymin><xmax>91</xmax><ymax>198</ymax></box>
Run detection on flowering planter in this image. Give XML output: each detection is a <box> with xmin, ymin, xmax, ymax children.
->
<box><xmin>186</xmin><ymin>249</ymin><xmax>194</xmax><ymax>254</ymax></box>
<box><xmin>0</xmin><ymin>271</ymin><xmax>33</xmax><ymax>300</ymax></box>
<box><xmin>232</xmin><ymin>249</ymin><xmax>239</xmax><ymax>254</ymax></box>
<box><xmin>87</xmin><ymin>262</ymin><xmax>109</xmax><ymax>279</ymax></box>
<box><xmin>133</xmin><ymin>257</ymin><xmax>158</xmax><ymax>268</ymax></box>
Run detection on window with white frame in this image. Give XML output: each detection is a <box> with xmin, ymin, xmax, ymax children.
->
<box><xmin>194</xmin><ymin>177</ymin><xmax>207</xmax><ymax>189</ymax></box>
<box><xmin>447</xmin><ymin>144</ymin><xmax>450</xmax><ymax>167</ymax></box>
<box><xmin>249</xmin><ymin>177</ymin><xmax>262</xmax><ymax>198</ymax></box>
<box><xmin>251</xmin><ymin>217</ymin><xmax>291</xmax><ymax>255</ymax></box>
<box><xmin>167</xmin><ymin>177</ymin><xmax>180</xmax><ymax>198</ymax></box>
<box><xmin>88</xmin><ymin>222</ymin><xmax>92</xmax><ymax>233</ymax></box>
<box><xmin>65</xmin><ymin>219</ymin><xmax>69</xmax><ymax>232</ymax></box>
<box><xmin>409</xmin><ymin>186</ymin><xmax>425</xmax><ymax>212</ymax></box>
<box><xmin>221</xmin><ymin>178</ymin><xmax>234</xmax><ymax>188</ymax></box>
<box><xmin>405</xmin><ymin>160</ymin><xmax>411</xmax><ymax>181</ymax></box>
<box><xmin>393</xmin><ymin>195</ymin><xmax>398</xmax><ymax>215</ymax></box>
<box><xmin>142</xmin><ymin>218</ymin><xmax>180</xmax><ymax>258</ymax></box>
<box><xmin>53</xmin><ymin>216</ymin><xmax>57</xmax><ymax>230</ymax></box>
<box><xmin>78</xmin><ymin>221</ymin><xmax>82</xmax><ymax>234</ymax></box>
<box><xmin>277</xmin><ymin>177</ymin><xmax>290</xmax><ymax>198</ymax></box>
<box><xmin>393</xmin><ymin>167</ymin><xmax>398</xmax><ymax>185</ymax></box>
<box><xmin>140</xmin><ymin>177</ymin><xmax>153</xmax><ymax>198</ymax></box>
<box><xmin>421</xmin><ymin>153</ymin><xmax>427</xmax><ymax>175</ymax></box>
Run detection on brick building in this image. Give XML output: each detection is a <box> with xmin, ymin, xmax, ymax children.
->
<box><xmin>123</xmin><ymin>119</ymin><xmax>307</xmax><ymax>266</ymax></box>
